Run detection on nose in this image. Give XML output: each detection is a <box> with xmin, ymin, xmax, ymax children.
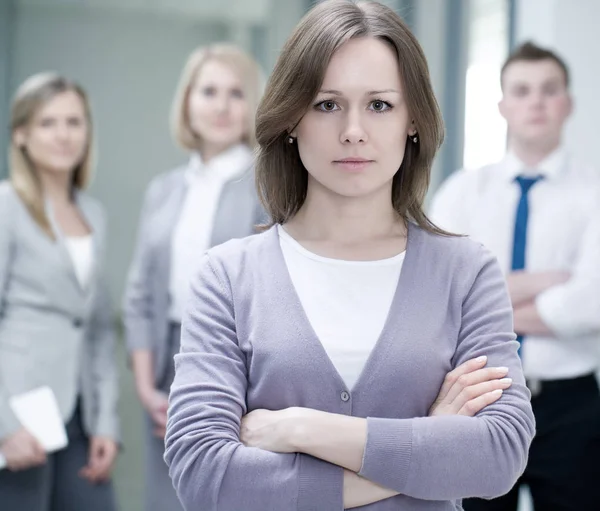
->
<box><xmin>215</xmin><ymin>93</ymin><xmax>230</xmax><ymax>114</ymax></box>
<box><xmin>56</xmin><ymin>122</ymin><xmax>71</xmax><ymax>141</ymax></box>
<box><xmin>340</xmin><ymin>110</ymin><xmax>368</xmax><ymax>144</ymax></box>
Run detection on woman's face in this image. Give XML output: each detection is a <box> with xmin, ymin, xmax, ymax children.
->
<box><xmin>16</xmin><ymin>90</ymin><xmax>89</xmax><ymax>177</ymax></box>
<box><xmin>187</xmin><ymin>59</ymin><xmax>249</xmax><ymax>153</ymax></box>
<box><xmin>292</xmin><ymin>37</ymin><xmax>415</xmax><ymax>200</ymax></box>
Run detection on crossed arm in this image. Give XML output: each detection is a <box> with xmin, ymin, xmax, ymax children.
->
<box><xmin>507</xmin><ymin>271</ymin><xmax>570</xmax><ymax>336</ymax></box>
<box><xmin>241</xmin><ymin>357</ymin><xmax>513</xmax><ymax>508</ymax></box>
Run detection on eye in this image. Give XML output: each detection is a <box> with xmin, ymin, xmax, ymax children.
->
<box><xmin>315</xmin><ymin>100</ymin><xmax>339</xmax><ymax>112</ymax></box>
<box><xmin>67</xmin><ymin>117</ymin><xmax>84</xmax><ymax>127</ymax></box>
<box><xmin>201</xmin><ymin>86</ymin><xmax>217</xmax><ymax>97</ymax></box>
<box><xmin>230</xmin><ymin>88</ymin><xmax>244</xmax><ymax>99</ymax></box>
<box><xmin>369</xmin><ymin>100</ymin><xmax>392</xmax><ymax>113</ymax></box>
<box><xmin>39</xmin><ymin>118</ymin><xmax>56</xmax><ymax>128</ymax></box>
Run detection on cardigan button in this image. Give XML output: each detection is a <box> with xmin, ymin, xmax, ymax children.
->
<box><xmin>340</xmin><ymin>391</ymin><xmax>350</xmax><ymax>402</ymax></box>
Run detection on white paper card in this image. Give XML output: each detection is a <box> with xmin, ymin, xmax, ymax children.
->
<box><xmin>0</xmin><ymin>386</ymin><xmax>68</xmax><ymax>470</ymax></box>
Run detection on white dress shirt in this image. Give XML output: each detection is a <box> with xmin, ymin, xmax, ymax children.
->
<box><xmin>169</xmin><ymin>144</ymin><xmax>253</xmax><ymax>321</ymax></box>
<box><xmin>430</xmin><ymin>147</ymin><xmax>600</xmax><ymax>380</ymax></box>
<box><xmin>278</xmin><ymin>225</ymin><xmax>405</xmax><ymax>389</ymax></box>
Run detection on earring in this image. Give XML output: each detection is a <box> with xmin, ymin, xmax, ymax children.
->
<box><xmin>287</xmin><ymin>136</ymin><xmax>295</xmax><ymax>144</ymax></box>
<box><xmin>412</xmin><ymin>134</ymin><xmax>418</xmax><ymax>144</ymax></box>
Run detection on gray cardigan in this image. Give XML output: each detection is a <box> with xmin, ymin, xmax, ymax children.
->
<box><xmin>122</xmin><ymin>165</ymin><xmax>265</xmax><ymax>382</ymax></box>
<box><xmin>0</xmin><ymin>181</ymin><xmax>119</xmax><ymax>442</ymax></box>
<box><xmin>164</xmin><ymin>223</ymin><xmax>535</xmax><ymax>510</ymax></box>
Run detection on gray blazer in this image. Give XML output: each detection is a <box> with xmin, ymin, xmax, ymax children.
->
<box><xmin>123</xmin><ymin>165</ymin><xmax>266</xmax><ymax>383</ymax></box>
<box><xmin>0</xmin><ymin>182</ymin><xmax>119</xmax><ymax>442</ymax></box>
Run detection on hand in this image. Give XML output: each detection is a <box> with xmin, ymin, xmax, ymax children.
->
<box><xmin>240</xmin><ymin>408</ymin><xmax>300</xmax><ymax>453</ymax></box>
<box><xmin>429</xmin><ymin>356</ymin><xmax>512</xmax><ymax>417</ymax></box>
<box><xmin>79</xmin><ymin>436</ymin><xmax>118</xmax><ymax>484</ymax></box>
<box><xmin>141</xmin><ymin>389</ymin><xmax>169</xmax><ymax>438</ymax></box>
<box><xmin>0</xmin><ymin>428</ymin><xmax>46</xmax><ymax>471</ymax></box>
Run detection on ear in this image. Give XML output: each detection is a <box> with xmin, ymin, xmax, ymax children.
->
<box><xmin>408</xmin><ymin>119</ymin><xmax>417</xmax><ymax>136</ymax></box>
<box><xmin>13</xmin><ymin>128</ymin><xmax>27</xmax><ymax>149</ymax></box>
<box><xmin>498</xmin><ymin>97</ymin><xmax>507</xmax><ymax>121</ymax></box>
<box><xmin>565</xmin><ymin>93</ymin><xmax>574</xmax><ymax>117</ymax></box>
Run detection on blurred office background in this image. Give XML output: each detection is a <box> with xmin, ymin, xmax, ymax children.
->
<box><xmin>0</xmin><ymin>1</ymin><xmax>599</xmax><ymax>509</ymax></box>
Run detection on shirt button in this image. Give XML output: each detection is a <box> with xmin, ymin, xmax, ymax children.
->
<box><xmin>340</xmin><ymin>391</ymin><xmax>350</xmax><ymax>402</ymax></box>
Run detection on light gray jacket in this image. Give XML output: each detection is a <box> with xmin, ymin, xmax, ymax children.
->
<box><xmin>0</xmin><ymin>181</ymin><xmax>119</xmax><ymax>442</ymax></box>
<box><xmin>122</xmin><ymin>165</ymin><xmax>265</xmax><ymax>382</ymax></box>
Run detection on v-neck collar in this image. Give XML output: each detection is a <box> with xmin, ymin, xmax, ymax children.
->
<box><xmin>45</xmin><ymin>192</ymin><xmax>98</xmax><ymax>295</ymax></box>
<box><xmin>265</xmin><ymin>221</ymin><xmax>423</xmax><ymax>393</ymax></box>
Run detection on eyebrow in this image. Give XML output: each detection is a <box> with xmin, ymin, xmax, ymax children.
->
<box><xmin>318</xmin><ymin>89</ymin><xmax>400</xmax><ymax>96</ymax></box>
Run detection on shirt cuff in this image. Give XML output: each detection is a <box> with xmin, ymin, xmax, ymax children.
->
<box><xmin>535</xmin><ymin>286</ymin><xmax>569</xmax><ymax>337</ymax></box>
<box><xmin>358</xmin><ymin>417</ymin><xmax>412</xmax><ymax>492</ymax></box>
<box><xmin>298</xmin><ymin>453</ymin><xmax>343</xmax><ymax>511</ymax></box>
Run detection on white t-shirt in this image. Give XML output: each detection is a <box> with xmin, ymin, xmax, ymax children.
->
<box><xmin>65</xmin><ymin>235</ymin><xmax>94</xmax><ymax>289</ymax></box>
<box><xmin>278</xmin><ymin>225</ymin><xmax>405</xmax><ymax>389</ymax></box>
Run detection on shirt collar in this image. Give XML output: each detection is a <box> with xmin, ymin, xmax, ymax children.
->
<box><xmin>502</xmin><ymin>145</ymin><xmax>568</xmax><ymax>182</ymax></box>
<box><xmin>186</xmin><ymin>143</ymin><xmax>253</xmax><ymax>185</ymax></box>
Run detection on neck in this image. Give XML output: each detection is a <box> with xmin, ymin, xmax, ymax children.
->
<box><xmin>198</xmin><ymin>142</ymin><xmax>238</xmax><ymax>164</ymax></box>
<box><xmin>509</xmin><ymin>137</ymin><xmax>561</xmax><ymax>168</ymax></box>
<box><xmin>37</xmin><ymin>169</ymin><xmax>73</xmax><ymax>205</ymax></box>
<box><xmin>288</xmin><ymin>178</ymin><xmax>404</xmax><ymax>243</ymax></box>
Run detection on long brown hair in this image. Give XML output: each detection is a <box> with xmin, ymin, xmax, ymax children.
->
<box><xmin>9</xmin><ymin>72</ymin><xmax>94</xmax><ymax>238</ymax></box>
<box><xmin>255</xmin><ymin>0</ymin><xmax>446</xmax><ymax>234</ymax></box>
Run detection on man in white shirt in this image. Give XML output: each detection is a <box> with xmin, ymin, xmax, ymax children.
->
<box><xmin>431</xmin><ymin>42</ymin><xmax>600</xmax><ymax>510</ymax></box>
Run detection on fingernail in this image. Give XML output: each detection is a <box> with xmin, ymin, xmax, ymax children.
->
<box><xmin>475</xmin><ymin>356</ymin><xmax>488</xmax><ymax>363</ymax></box>
<box><xmin>499</xmin><ymin>378</ymin><xmax>512</xmax><ymax>384</ymax></box>
<box><xmin>495</xmin><ymin>367</ymin><xmax>509</xmax><ymax>373</ymax></box>
<box><xmin>492</xmin><ymin>389</ymin><xmax>503</xmax><ymax>396</ymax></box>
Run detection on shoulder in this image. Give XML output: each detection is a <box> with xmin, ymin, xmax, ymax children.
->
<box><xmin>436</xmin><ymin>164</ymin><xmax>497</xmax><ymax>197</ymax></box>
<box><xmin>144</xmin><ymin>166</ymin><xmax>187</xmax><ymax>203</ymax></box>
<box><xmin>0</xmin><ymin>180</ymin><xmax>18</xmax><ymax>207</ymax></box>
<box><xmin>414</xmin><ymin>225</ymin><xmax>497</xmax><ymax>285</ymax></box>
<box><xmin>567</xmin><ymin>156</ymin><xmax>600</xmax><ymax>185</ymax></box>
<box><xmin>204</xmin><ymin>228</ymin><xmax>273</xmax><ymax>277</ymax></box>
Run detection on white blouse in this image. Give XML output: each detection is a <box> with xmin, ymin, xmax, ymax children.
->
<box><xmin>65</xmin><ymin>235</ymin><xmax>94</xmax><ymax>289</ymax></box>
<box><xmin>169</xmin><ymin>144</ymin><xmax>253</xmax><ymax>321</ymax></box>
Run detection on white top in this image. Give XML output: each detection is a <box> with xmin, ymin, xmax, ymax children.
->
<box><xmin>64</xmin><ymin>235</ymin><xmax>94</xmax><ymax>290</ymax></box>
<box><xmin>169</xmin><ymin>144</ymin><xmax>253</xmax><ymax>321</ymax></box>
<box><xmin>278</xmin><ymin>225</ymin><xmax>406</xmax><ymax>389</ymax></box>
<box><xmin>430</xmin><ymin>146</ymin><xmax>600</xmax><ymax>380</ymax></box>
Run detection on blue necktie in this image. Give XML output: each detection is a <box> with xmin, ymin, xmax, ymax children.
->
<box><xmin>511</xmin><ymin>175</ymin><xmax>542</xmax><ymax>353</ymax></box>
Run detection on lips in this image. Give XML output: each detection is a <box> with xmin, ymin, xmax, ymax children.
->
<box><xmin>332</xmin><ymin>158</ymin><xmax>374</xmax><ymax>172</ymax></box>
<box><xmin>334</xmin><ymin>157</ymin><xmax>372</xmax><ymax>163</ymax></box>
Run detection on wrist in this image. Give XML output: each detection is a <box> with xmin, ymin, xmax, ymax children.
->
<box><xmin>286</xmin><ymin>407</ymin><xmax>318</xmax><ymax>452</ymax></box>
<box><xmin>136</xmin><ymin>385</ymin><xmax>155</xmax><ymax>407</ymax></box>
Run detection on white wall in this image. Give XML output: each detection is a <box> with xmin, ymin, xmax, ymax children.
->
<box><xmin>12</xmin><ymin>3</ymin><xmax>226</xmax><ymax>303</ymax></box>
<box><xmin>516</xmin><ymin>0</ymin><xmax>600</xmax><ymax>171</ymax></box>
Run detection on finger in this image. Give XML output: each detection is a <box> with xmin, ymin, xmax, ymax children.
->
<box><xmin>445</xmin><ymin>366</ymin><xmax>510</xmax><ymax>404</ymax></box>
<box><xmin>450</xmin><ymin>378</ymin><xmax>512</xmax><ymax>413</ymax></box>
<box><xmin>437</xmin><ymin>356</ymin><xmax>488</xmax><ymax>401</ymax></box>
<box><xmin>459</xmin><ymin>389</ymin><xmax>504</xmax><ymax>417</ymax></box>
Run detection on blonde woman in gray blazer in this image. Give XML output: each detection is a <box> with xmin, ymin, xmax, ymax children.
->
<box><xmin>123</xmin><ymin>44</ymin><xmax>265</xmax><ymax>511</ymax></box>
<box><xmin>0</xmin><ymin>73</ymin><xmax>119</xmax><ymax>510</ymax></box>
